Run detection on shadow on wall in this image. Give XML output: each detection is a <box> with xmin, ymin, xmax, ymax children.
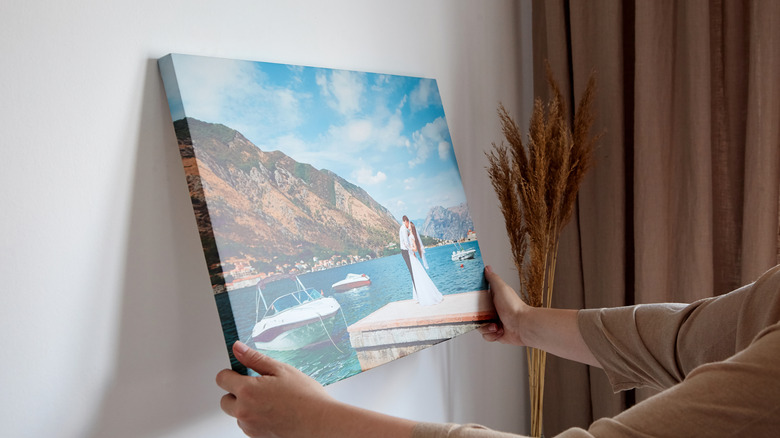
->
<box><xmin>87</xmin><ymin>59</ymin><xmax>231</xmax><ymax>438</ymax></box>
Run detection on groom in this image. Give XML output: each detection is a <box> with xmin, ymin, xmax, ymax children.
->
<box><xmin>399</xmin><ymin>215</ymin><xmax>417</xmax><ymax>296</ymax></box>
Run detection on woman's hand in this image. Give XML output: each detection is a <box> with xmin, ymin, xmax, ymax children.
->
<box><xmin>216</xmin><ymin>342</ymin><xmax>418</xmax><ymax>438</ymax></box>
<box><xmin>479</xmin><ymin>265</ymin><xmax>530</xmax><ymax>346</ymax></box>
<box><xmin>216</xmin><ymin>342</ymin><xmax>335</xmax><ymax>437</ymax></box>
<box><xmin>479</xmin><ymin>265</ymin><xmax>601</xmax><ymax>367</ymax></box>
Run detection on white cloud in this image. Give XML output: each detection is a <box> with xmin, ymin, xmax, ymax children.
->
<box><xmin>408</xmin><ymin>117</ymin><xmax>451</xmax><ymax>167</ymax></box>
<box><xmin>397</xmin><ymin>95</ymin><xmax>407</xmax><ymax>112</ymax></box>
<box><xmin>346</xmin><ymin>119</ymin><xmax>373</xmax><ymax>142</ymax></box>
<box><xmin>409</xmin><ymin>78</ymin><xmax>441</xmax><ymax>111</ymax></box>
<box><xmin>373</xmin><ymin>75</ymin><xmax>391</xmax><ymax>89</ymax></box>
<box><xmin>323</xmin><ymin>113</ymin><xmax>407</xmax><ymax>157</ymax></box>
<box><xmin>352</xmin><ymin>166</ymin><xmax>387</xmax><ymax>185</ymax></box>
<box><xmin>270</xmin><ymin>134</ymin><xmax>309</xmax><ymax>158</ymax></box>
<box><xmin>315</xmin><ymin>72</ymin><xmax>328</xmax><ymax>95</ymax></box>
<box><xmin>274</xmin><ymin>89</ymin><xmax>298</xmax><ymax>114</ymax></box>
<box><xmin>173</xmin><ymin>56</ymin><xmax>306</xmax><ymax>137</ymax></box>
<box><xmin>438</xmin><ymin>141</ymin><xmax>451</xmax><ymax>160</ymax></box>
<box><xmin>375</xmin><ymin>112</ymin><xmax>407</xmax><ymax>150</ymax></box>
<box><xmin>287</xmin><ymin>64</ymin><xmax>305</xmax><ymax>82</ymax></box>
<box><xmin>317</xmin><ymin>70</ymin><xmax>365</xmax><ymax>116</ymax></box>
<box><xmin>175</xmin><ymin>56</ymin><xmax>258</xmax><ymax>122</ymax></box>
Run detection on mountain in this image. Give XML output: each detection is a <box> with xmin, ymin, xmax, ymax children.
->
<box><xmin>174</xmin><ymin>118</ymin><xmax>400</xmax><ymax>284</ymax></box>
<box><xmin>420</xmin><ymin>203</ymin><xmax>474</xmax><ymax>241</ymax></box>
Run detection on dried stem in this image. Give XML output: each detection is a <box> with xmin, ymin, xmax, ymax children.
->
<box><xmin>486</xmin><ymin>66</ymin><xmax>598</xmax><ymax>437</ymax></box>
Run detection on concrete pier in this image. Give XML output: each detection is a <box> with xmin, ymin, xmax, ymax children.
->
<box><xmin>347</xmin><ymin>290</ymin><xmax>496</xmax><ymax>371</ymax></box>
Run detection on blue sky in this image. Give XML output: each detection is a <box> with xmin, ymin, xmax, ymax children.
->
<box><xmin>162</xmin><ymin>54</ymin><xmax>468</xmax><ymax>221</ymax></box>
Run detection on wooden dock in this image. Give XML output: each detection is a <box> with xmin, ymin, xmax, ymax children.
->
<box><xmin>347</xmin><ymin>290</ymin><xmax>497</xmax><ymax>371</ymax></box>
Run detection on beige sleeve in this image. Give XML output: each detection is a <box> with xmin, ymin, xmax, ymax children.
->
<box><xmin>585</xmin><ymin>324</ymin><xmax>780</xmax><ymax>437</ymax></box>
<box><xmin>573</xmin><ymin>264</ymin><xmax>780</xmax><ymax>436</ymax></box>
<box><xmin>412</xmin><ymin>423</ymin><xmax>525</xmax><ymax>438</ymax></box>
<box><xmin>411</xmin><ymin>422</ymin><xmax>596</xmax><ymax>438</ymax></box>
<box><xmin>413</xmin><ymin>265</ymin><xmax>780</xmax><ymax>438</ymax></box>
<box><xmin>578</xmin><ymin>264</ymin><xmax>780</xmax><ymax>392</ymax></box>
<box><xmin>414</xmin><ymin>323</ymin><xmax>780</xmax><ymax>438</ymax></box>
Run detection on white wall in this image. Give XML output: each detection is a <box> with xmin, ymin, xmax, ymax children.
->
<box><xmin>0</xmin><ymin>1</ymin><xmax>533</xmax><ymax>437</ymax></box>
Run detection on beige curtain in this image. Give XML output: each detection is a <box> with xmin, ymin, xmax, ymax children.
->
<box><xmin>531</xmin><ymin>0</ymin><xmax>780</xmax><ymax>435</ymax></box>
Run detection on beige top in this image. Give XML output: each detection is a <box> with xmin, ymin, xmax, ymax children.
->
<box><xmin>413</xmin><ymin>265</ymin><xmax>780</xmax><ymax>438</ymax></box>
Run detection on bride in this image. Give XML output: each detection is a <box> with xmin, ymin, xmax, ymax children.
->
<box><xmin>409</xmin><ymin>223</ymin><xmax>443</xmax><ymax>306</ymax></box>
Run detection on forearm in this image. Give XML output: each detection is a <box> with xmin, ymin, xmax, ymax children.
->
<box><xmin>519</xmin><ymin>307</ymin><xmax>600</xmax><ymax>368</ymax></box>
<box><xmin>316</xmin><ymin>400</ymin><xmax>417</xmax><ymax>438</ymax></box>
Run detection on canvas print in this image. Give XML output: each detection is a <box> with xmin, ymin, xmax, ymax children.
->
<box><xmin>158</xmin><ymin>53</ymin><xmax>496</xmax><ymax>385</ymax></box>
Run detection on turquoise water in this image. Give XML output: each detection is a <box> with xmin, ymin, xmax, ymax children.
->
<box><xmin>216</xmin><ymin>240</ymin><xmax>486</xmax><ymax>385</ymax></box>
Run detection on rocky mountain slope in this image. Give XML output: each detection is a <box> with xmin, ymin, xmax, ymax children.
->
<box><xmin>174</xmin><ymin>118</ymin><xmax>400</xmax><ymax>283</ymax></box>
<box><xmin>420</xmin><ymin>203</ymin><xmax>474</xmax><ymax>241</ymax></box>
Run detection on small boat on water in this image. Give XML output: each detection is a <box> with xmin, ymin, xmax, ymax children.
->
<box><xmin>451</xmin><ymin>242</ymin><xmax>476</xmax><ymax>261</ymax></box>
<box><xmin>331</xmin><ymin>273</ymin><xmax>371</xmax><ymax>292</ymax></box>
<box><xmin>251</xmin><ymin>275</ymin><xmax>341</xmax><ymax>351</ymax></box>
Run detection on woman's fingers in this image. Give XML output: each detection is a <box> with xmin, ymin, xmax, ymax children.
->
<box><xmin>216</xmin><ymin>342</ymin><xmax>283</xmax><ymax>397</ymax></box>
<box><xmin>478</xmin><ymin>322</ymin><xmax>505</xmax><ymax>342</ymax></box>
<box><xmin>219</xmin><ymin>392</ymin><xmax>238</xmax><ymax>416</ymax></box>
<box><xmin>233</xmin><ymin>341</ymin><xmax>284</xmax><ymax>376</ymax></box>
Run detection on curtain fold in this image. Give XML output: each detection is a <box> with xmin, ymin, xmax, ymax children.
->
<box><xmin>531</xmin><ymin>0</ymin><xmax>780</xmax><ymax>435</ymax></box>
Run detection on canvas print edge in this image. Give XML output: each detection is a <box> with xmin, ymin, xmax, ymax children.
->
<box><xmin>159</xmin><ymin>55</ymin><xmax>246</xmax><ymax>373</ymax></box>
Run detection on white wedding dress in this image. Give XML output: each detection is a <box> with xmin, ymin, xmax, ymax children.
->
<box><xmin>409</xmin><ymin>251</ymin><xmax>443</xmax><ymax>306</ymax></box>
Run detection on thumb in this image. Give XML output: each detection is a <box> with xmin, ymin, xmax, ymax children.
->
<box><xmin>485</xmin><ymin>265</ymin><xmax>520</xmax><ymax>304</ymax></box>
<box><xmin>485</xmin><ymin>265</ymin><xmax>508</xmax><ymax>290</ymax></box>
<box><xmin>232</xmin><ymin>341</ymin><xmax>282</xmax><ymax>376</ymax></box>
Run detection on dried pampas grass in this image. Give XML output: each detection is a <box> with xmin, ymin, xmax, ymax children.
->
<box><xmin>486</xmin><ymin>65</ymin><xmax>599</xmax><ymax>437</ymax></box>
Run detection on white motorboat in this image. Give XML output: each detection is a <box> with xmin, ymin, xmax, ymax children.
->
<box><xmin>331</xmin><ymin>273</ymin><xmax>371</xmax><ymax>292</ymax></box>
<box><xmin>251</xmin><ymin>275</ymin><xmax>341</xmax><ymax>351</ymax></box>
<box><xmin>451</xmin><ymin>242</ymin><xmax>476</xmax><ymax>261</ymax></box>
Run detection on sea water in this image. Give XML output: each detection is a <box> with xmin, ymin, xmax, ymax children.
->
<box><xmin>217</xmin><ymin>241</ymin><xmax>486</xmax><ymax>385</ymax></box>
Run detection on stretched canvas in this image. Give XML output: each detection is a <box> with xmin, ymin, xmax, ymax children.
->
<box><xmin>158</xmin><ymin>53</ymin><xmax>495</xmax><ymax>385</ymax></box>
